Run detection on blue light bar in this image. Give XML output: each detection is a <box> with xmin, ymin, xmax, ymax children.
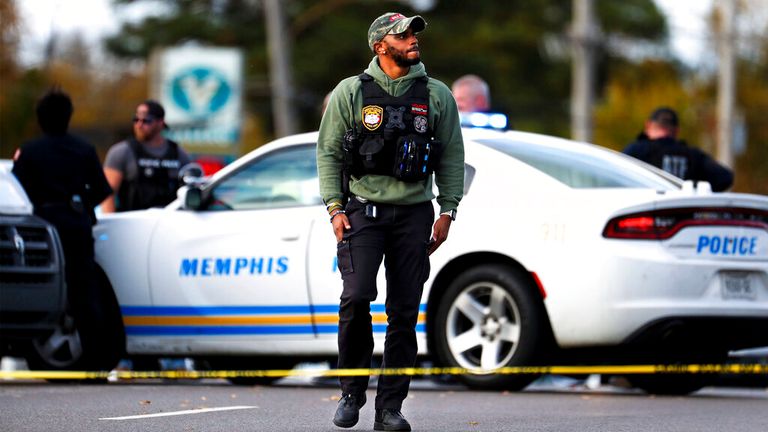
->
<box><xmin>459</xmin><ymin>112</ymin><xmax>508</xmax><ymax>130</ymax></box>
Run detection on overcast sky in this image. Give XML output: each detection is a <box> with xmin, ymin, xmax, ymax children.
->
<box><xmin>17</xmin><ymin>0</ymin><xmax>715</xmax><ymax>66</ymax></box>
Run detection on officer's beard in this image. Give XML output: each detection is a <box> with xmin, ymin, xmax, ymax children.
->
<box><xmin>135</xmin><ymin>125</ymin><xmax>161</xmax><ymax>143</ymax></box>
<box><xmin>388</xmin><ymin>46</ymin><xmax>421</xmax><ymax>67</ymax></box>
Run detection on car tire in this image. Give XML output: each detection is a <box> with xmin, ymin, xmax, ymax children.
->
<box><xmin>25</xmin><ymin>312</ymin><xmax>83</xmax><ymax>371</ymax></box>
<box><xmin>433</xmin><ymin>264</ymin><xmax>549</xmax><ymax>390</ymax></box>
<box><xmin>206</xmin><ymin>357</ymin><xmax>296</xmax><ymax>386</ymax></box>
<box><xmin>24</xmin><ymin>269</ymin><xmax>124</xmax><ymax>380</ymax></box>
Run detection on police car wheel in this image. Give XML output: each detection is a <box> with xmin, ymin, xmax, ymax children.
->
<box><xmin>25</xmin><ymin>268</ymin><xmax>124</xmax><ymax>380</ymax></box>
<box><xmin>433</xmin><ymin>264</ymin><xmax>550</xmax><ymax>391</ymax></box>
<box><xmin>27</xmin><ymin>312</ymin><xmax>83</xmax><ymax>370</ymax></box>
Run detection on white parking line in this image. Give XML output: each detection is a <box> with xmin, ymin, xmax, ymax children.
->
<box><xmin>99</xmin><ymin>405</ymin><xmax>258</xmax><ymax>420</ymax></box>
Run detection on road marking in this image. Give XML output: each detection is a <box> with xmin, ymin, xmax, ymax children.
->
<box><xmin>99</xmin><ymin>405</ymin><xmax>257</xmax><ymax>420</ymax></box>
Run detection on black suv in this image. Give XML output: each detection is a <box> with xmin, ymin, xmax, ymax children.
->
<box><xmin>0</xmin><ymin>166</ymin><xmax>66</xmax><ymax>360</ymax></box>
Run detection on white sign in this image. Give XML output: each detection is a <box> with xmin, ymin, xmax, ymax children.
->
<box><xmin>156</xmin><ymin>46</ymin><xmax>243</xmax><ymax>149</ymax></box>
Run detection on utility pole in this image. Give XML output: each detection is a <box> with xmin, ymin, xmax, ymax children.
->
<box><xmin>264</xmin><ymin>0</ymin><xmax>298</xmax><ymax>137</ymax></box>
<box><xmin>716</xmin><ymin>0</ymin><xmax>736</xmax><ymax>168</ymax></box>
<box><xmin>570</xmin><ymin>0</ymin><xmax>597</xmax><ymax>143</ymax></box>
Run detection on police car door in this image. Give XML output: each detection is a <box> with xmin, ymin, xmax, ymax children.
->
<box><xmin>144</xmin><ymin>144</ymin><xmax>322</xmax><ymax>352</ymax></box>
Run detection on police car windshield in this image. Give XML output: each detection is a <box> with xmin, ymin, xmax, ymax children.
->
<box><xmin>476</xmin><ymin>138</ymin><xmax>681</xmax><ymax>190</ymax></box>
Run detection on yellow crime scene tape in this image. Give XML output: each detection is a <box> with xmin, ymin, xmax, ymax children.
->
<box><xmin>1</xmin><ymin>364</ymin><xmax>766</xmax><ymax>381</ymax></box>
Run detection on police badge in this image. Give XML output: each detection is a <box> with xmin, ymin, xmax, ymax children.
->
<box><xmin>362</xmin><ymin>105</ymin><xmax>383</xmax><ymax>131</ymax></box>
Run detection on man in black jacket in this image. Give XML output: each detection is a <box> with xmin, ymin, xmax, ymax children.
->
<box><xmin>623</xmin><ymin>107</ymin><xmax>733</xmax><ymax>191</ymax></box>
<box><xmin>13</xmin><ymin>88</ymin><xmax>114</xmax><ymax>366</ymax></box>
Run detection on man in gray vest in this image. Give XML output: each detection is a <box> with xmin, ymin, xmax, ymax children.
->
<box><xmin>102</xmin><ymin>100</ymin><xmax>191</xmax><ymax>212</ymax></box>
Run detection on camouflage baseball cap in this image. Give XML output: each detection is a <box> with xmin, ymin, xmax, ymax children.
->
<box><xmin>367</xmin><ymin>12</ymin><xmax>427</xmax><ymax>52</ymax></box>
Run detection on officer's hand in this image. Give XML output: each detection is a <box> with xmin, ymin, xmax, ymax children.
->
<box><xmin>428</xmin><ymin>215</ymin><xmax>452</xmax><ymax>256</ymax></box>
<box><xmin>333</xmin><ymin>213</ymin><xmax>351</xmax><ymax>243</ymax></box>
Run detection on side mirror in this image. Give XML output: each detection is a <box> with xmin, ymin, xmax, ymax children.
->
<box><xmin>178</xmin><ymin>162</ymin><xmax>205</xmax><ymax>186</ymax></box>
<box><xmin>178</xmin><ymin>185</ymin><xmax>204</xmax><ymax>210</ymax></box>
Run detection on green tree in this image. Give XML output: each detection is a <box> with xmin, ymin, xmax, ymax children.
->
<box><xmin>1</xmin><ymin>0</ymin><xmax>151</xmax><ymax>159</ymax></box>
<box><xmin>421</xmin><ymin>0</ymin><xmax>667</xmax><ymax>135</ymax></box>
<box><xmin>594</xmin><ymin>1</ymin><xmax>768</xmax><ymax>194</ymax></box>
<box><xmin>102</xmin><ymin>0</ymin><xmax>669</xmax><ymax>138</ymax></box>
<box><xmin>593</xmin><ymin>60</ymin><xmax>693</xmax><ymax>152</ymax></box>
<box><xmin>0</xmin><ymin>0</ymin><xmax>20</xmax><ymax>81</ymax></box>
<box><xmin>734</xmin><ymin>38</ymin><xmax>768</xmax><ymax>194</ymax></box>
<box><xmin>105</xmin><ymin>0</ymin><xmax>270</xmax><ymax>121</ymax></box>
<box><xmin>0</xmin><ymin>0</ymin><xmax>41</xmax><ymax>159</ymax></box>
<box><xmin>725</xmin><ymin>0</ymin><xmax>768</xmax><ymax>193</ymax></box>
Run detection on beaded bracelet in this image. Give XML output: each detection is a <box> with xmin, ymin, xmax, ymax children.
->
<box><xmin>329</xmin><ymin>209</ymin><xmax>345</xmax><ymax>223</ymax></box>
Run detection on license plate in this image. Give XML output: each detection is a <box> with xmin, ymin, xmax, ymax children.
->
<box><xmin>721</xmin><ymin>273</ymin><xmax>756</xmax><ymax>300</ymax></box>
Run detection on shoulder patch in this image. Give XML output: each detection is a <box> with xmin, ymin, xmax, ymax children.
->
<box><xmin>362</xmin><ymin>105</ymin><xmax>383</xmax><ymax>131</ymax></box>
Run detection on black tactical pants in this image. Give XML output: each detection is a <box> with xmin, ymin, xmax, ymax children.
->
<box><xmin>336</xmin><ymin>198</ymin><xmax>434</xmax><ymax>410</ymax></box>
<box><xmin>56</xmin><ymin>229</ymin><xmax>111</xmax><ymax>350</ymax></box>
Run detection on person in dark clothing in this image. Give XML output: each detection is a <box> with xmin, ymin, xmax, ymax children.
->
<box><xmin>101</xmin><ymin>100</ymin><xmax>191</xmax><ymax>212</ymax></box>
<box><xmin>318</xmin><ymin>12</ymin><xmax>464</xmax><ymax>431</ymax></box>
<box><xmin>623</xmin><ymin>107</ymin><xmax>734</xmax><ymax>191</ymax></box>
<box><xmin>12</xmin><ymin>88</ymin><xmax>114</xmax><ymax>367</ymax></box>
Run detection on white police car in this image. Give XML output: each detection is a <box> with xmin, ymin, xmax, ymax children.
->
<box><xmin>52</xmin><ymin>127</ymin><xmax>768</xmax><ymax>394</ymax></box>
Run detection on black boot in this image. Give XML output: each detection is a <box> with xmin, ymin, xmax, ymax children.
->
<box><xmin>333</xmin><ymin>393</ymin><xmax>366</xmax><ymax>428</ymax></box>
<box><xmin>374</xmin><ymin>409</ymin><xmax>411</xmax><ymax>431</ymax></box>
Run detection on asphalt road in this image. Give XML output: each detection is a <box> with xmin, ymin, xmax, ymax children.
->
<box><xmin>1</xmin><ymin>374</ymin><xmax>766</xmax><ymax>432</ymax></box>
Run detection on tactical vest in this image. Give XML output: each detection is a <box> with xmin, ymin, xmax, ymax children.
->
<box><xmin>343</xmin><ymin>73</ymin><xmax>440</xmax><ymax>182</ymax></box>
<box><xmin>117</xmin><ymin>139</ymin><xmax>182</xmax><ymax>212</ymax></box>
<box><xmin>644</xmin><ymin>138</ymin><xmax>698</xmax><ymax>180</ymax></box>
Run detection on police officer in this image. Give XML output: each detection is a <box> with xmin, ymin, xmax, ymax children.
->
<box><xmin>101</xmin><ymin>100</ymin><xmax>191</xmax><ymax>212</ymax></box>
<box><xmin>623</xmin><ymin>107</ymin><xmax>733</xmax><ymax>191</ymax></box>
<box><xmin>12</xmin><ymin>88</ymin><xmax>114</xmax><ymax>365</ymax></box>
<box><xmin>317</xmin><ymin>12</ymin><xmax>464</xmax><ymax>431</ymax></box>
<box><xmin>451</xmin><ymin>74</ymin><xmax>491</xmax><ymax>114</ymax></box>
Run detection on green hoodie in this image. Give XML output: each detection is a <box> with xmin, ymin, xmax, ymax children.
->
<box><xmin>317</xmin><ymin>57</ymin><xmax>464</xmax><ymax>214</ymax></box>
